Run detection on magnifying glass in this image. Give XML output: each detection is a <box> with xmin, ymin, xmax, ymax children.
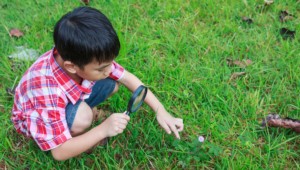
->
<box><xmin>125</xmin><ymin>85</ymin><xmax>148</xmax><ymax>116</ymax></box>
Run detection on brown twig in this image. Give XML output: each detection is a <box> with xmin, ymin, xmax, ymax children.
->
<box><xmin>262</xmin><ymin>113</ymin><xmax>300</xmax><ymax>133</ymax></box>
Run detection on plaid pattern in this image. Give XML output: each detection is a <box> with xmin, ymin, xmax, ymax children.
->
<box><xmin>110</xmin><ymin>61</ymin><xmax>125</xmax><ymax>80</ymax></box>
<box><xmin>11</xmin><ymin>48</ymin><xmax>125</xmax><ymax>151</ymax></box>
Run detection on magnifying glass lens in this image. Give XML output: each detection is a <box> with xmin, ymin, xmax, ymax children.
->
<box><xmin>132</xmin><ymin>88</ymin><xmax>146</xmax><ymax>110</ymax></box>
<box><xmin>126</xmin><ymin>85</ymin><xmax>148</xmax><ymax>115</ymax></box>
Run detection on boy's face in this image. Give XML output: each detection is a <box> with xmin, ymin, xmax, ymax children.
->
<box><xmin>75</xmin><ymin>59</ymin><xmax>113</xmax><ymax>81</ymax></box>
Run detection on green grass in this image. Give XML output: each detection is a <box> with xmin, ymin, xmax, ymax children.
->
<box><xmin>1</xmin><ymin>0</ymin><xmax>300</xmax><ymax>169</ymax></box>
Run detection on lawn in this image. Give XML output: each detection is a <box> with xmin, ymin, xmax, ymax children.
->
<box><xmin>0</xmin><ymin>0</ymin><xmax>300</xmax><ymax>169</ymax></box>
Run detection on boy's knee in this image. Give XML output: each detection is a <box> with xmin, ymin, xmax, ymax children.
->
<box><xmin>70</xmin><ymin>102</ymin><xmax>93</xmax><ymax>136</ymax></box>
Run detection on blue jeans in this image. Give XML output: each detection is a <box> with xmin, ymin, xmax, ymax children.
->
<box><xmin>65</xmin><ymin>78</ymin><xmax>116</xmax><ymax>129</ymax></box>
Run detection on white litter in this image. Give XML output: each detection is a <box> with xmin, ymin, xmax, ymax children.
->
<box><xmin>8</xmin><ymin>46</ymin><xmax>39</xmax><ymax>60</ymax></box>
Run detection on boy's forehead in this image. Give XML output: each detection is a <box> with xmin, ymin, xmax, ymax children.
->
<box><xmin>96</xmin><ymin>60</ymin><xmax>112</xmax><ymax>66</ymax></box>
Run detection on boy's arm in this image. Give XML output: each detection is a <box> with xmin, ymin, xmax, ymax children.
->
<box><xmin>51</xmin><ymin>113</ymin><xmax>129</xmax><ymax>161</ymax></box>
<box><xmin>119</xmin><ymin>70</ymin><xmax>184</xmax><ymax>139</ymax></box>
<box><xmin>51</xmin><ymin>123</ymin><xmax>107</xmax><ymax>161</ymax></box>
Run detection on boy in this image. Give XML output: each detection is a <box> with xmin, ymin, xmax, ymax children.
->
<box><xmin>11</xmin><ymin>6</ymin><xmax>184</xmax><ymax>161</ymax></box>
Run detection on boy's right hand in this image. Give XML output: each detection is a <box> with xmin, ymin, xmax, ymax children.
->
<box><xmin>101</xmin><ymin>113</ymin><xmax>130</xmax><ymax>137</ymax></box>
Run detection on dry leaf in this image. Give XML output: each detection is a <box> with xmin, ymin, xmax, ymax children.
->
<box><xmin>82</xmin><ymin>0</ymin><xmax>89</xmax><ymax>5</ymax></box>
<box><xmin>226</xmin><ymin>58</ymin><xmax>235</xmax><ymax>67</ymax></box>
<box><xmin>9</xmin><ymin>28</ymin><xmax>24</xmax><ymax>38</ymax></box>
<box><xmin>226</xmin><ymin>58</ymin><xmax>252</xmax><ymax>68</ymax></box>
<box><xmin>279</xmin><ymin>10</ymin><xmax>294</xmax><ymax>22</ymax></box>
<box><xmin>242</xmin><ymin>17</ymin><xmax>253</xmax><ymax>24</ymax></box>
<box><xmin>233</xmin><ymin>59</ymin><xmax>252</xmax><ymax>68</ymax></box>
<box><xmin>229</xmin><ymin>72</ymin><xmax>246</xmax><ymax>81</ymax></box>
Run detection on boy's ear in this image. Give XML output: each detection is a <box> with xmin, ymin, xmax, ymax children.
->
<box><xmin>63</xmin><ymin>61</ymin><xmax>77</xmax><ymax>74</ymax></box>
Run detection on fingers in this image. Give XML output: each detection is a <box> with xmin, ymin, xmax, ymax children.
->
<box><xmin>105</xmin><ymin>113</ymin><xmax>130</xmax><ymax>137</ymax></box>
<box><xmin>113</xmin><ymin>113</ymin><xmax>130</xmax><ymax>122</ymax></box>
<box><xmin>160</xmin><ymin>121</ymin><xmax>172</xmax><ymax>134</ymax></box>
<box><xmin>115</xmin><ymin>114</ymin><xmax>130</xmax><ymax>129</ymax></box>
<box><xmin>117</xmin><ymin>121</ymin><xmax>127</xmax><ymax>129</ymax></box>
<box><xmin>122</xmin><ymin>113</ymin><xmax>130</xmax><ymax>121</ymax></box>
<box><xmin>115</xmin><ymin>126</ymin><xmax>124</xmax><ymax>133</ymax></box>
<box><xmin>175</xmin><ymin>118</ymin><xmax>184</xmax><ymax>132</ymax></box>
<box><xmin>170</xmin><ymin>124</ymin><xmax>180</xmax><ymax>139</ymax></box>
<box><xmin>167</xmin><ymin>118</ymin><xmax>184</xmax><ymax>139</ymax></box>
<box><xmin>118</xmin><ymin>117</ymin><xmax>129</xmax><ymax>125</ymax></box>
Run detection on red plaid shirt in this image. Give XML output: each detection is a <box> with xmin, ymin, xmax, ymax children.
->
<box><xmin>11</xmin><ymin>48</ymin><xmax>125</xmax><ymax>151</ymax></box>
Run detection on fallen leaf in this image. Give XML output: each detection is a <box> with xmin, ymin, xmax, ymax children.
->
<box><xmin>82</xmin><ymin>0</ymin><xmax>89</xmax><ymax>5</ymax></box>
<box><xmin>242</xmin><ymin>17</ymin><xmax>253</xmax><ymax>24</ymax></box>
<box><xmin>226</xmin><ymin>58</ymin><xmax>235</xmax><ymax>67</ymax></box>
<box><xmin>226</xmin><ymin>58</ymin><xmax>252</xmax><ymax>68</ymax></box>
<box><xmin>229</xmin><ymin>72</ymin><xmax>246</xmax><ymax>81</ymax></box>
<box><xmin>234</xmin><ymin>59</ymin><xmax>252</xmax><ymax>68</ymax></box>
<box><xmin>280</xmin><ymin>28</ymin><xmax>296</xmax><ymax>40</ymax></box>
<box><xmin>279</xmin><ymin>10</ymin><xmax>294</xmax><ymax>22</ymax></box>
<box><xmin>9</xmin><ymin>28</ymin><xmax>24</xmax><ymax>38</ymax></box>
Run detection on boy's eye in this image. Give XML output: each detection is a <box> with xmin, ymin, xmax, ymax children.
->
<box><xmin>96</xmin><ymin>63</ymin><xmax>111</xmax><ymax>72</ymax></box>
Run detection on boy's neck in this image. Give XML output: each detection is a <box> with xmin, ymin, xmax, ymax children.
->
<box><xmin>54</xmin><ymin>53</ymin><xmax>83</xmax><ymax>84</ymax></box>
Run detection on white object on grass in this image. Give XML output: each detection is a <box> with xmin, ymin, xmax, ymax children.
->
<box><xmin>8</xmin><ymin>46</ymin><xmax>39</xmax><ymax>60</ymax></box>
<box><xmin>198</xmin><ymin>135</ymin><xmax>205</xmax><ymax>142</ymax></box>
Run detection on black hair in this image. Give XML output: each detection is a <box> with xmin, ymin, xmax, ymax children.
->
<box><xmin>53</xmin><ymin>7</ymin><xmax>120</xmax><ymax>68</ymax></box>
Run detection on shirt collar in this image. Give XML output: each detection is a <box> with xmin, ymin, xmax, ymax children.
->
<box><xmin>49</xmin><ymin>48</ymin><xmax>94</xmax><ymax>104</ymax></box>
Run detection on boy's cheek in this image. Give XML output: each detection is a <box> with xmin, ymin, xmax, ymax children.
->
<box><xmin>96</xmin><ymin>75</ymin><xmax>108</xmax><ymax>81</ymax></box>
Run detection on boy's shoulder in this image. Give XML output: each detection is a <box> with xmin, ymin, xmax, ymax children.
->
<box><xmin>27</xmin><ymin>50</ymin><xmax>53</xmax><ymax>75</ymax></box>
<box><xmin>18</xmin><ymin>49</ymin><xmax>61</xmax><ymax>91</ymax></box>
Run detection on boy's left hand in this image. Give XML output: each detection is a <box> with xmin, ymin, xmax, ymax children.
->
<box><xmin>156</xmin><ymin>111</ymin><xmax>184</xmax><ymax>139</ymax></box>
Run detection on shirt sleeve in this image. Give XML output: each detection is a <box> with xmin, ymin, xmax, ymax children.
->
<box><xmin>27</xmin><ymin>108</ymin><xmax>72</xmax><ymax>151</ymax></box>
<box><xmin>109</xmin><ymin>61</ymin><xmax>125</xmax><ymax>81</ymax></box>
